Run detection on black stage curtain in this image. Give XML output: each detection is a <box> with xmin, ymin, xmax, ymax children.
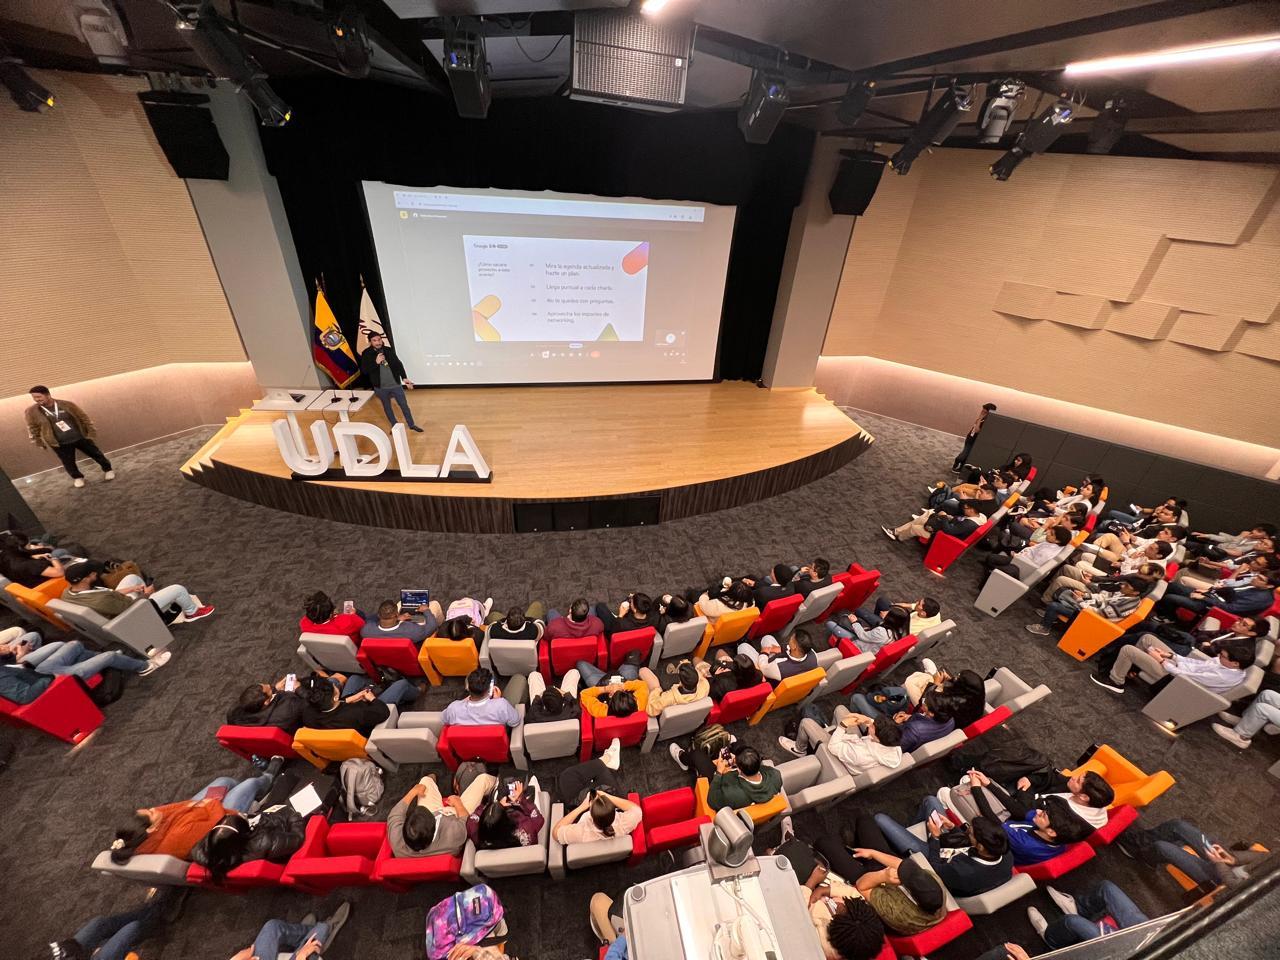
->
<box><xmin>258</xmin><ymin>77</ymin><xmax>814</xmax><ymax>382</ymax></box>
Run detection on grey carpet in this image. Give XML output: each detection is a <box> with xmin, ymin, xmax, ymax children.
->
<box><xmin>2</xmin><ymin>408</ymin><xmax>1275</xmax><ymax>960</ymax></box>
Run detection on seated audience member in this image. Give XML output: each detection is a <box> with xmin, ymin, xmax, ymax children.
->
<box><xmin>1083</xmin><ymin>525</ymin><xmax>1185</xmax><ymax>567</ymax></box>
<box><xmin>653</xmin><ymin>593</ymin><xmax>693</xmax><ymax>634</ymax></box>
<box><xmin>49</xmin><ymin>888</ymin><xmax>182</xmax><ymax>960</ymax></box>
<box><xmin>525</xmin><ymin>669</ymin><xmax>582</xmax><ymax>723</ymax></box>
<box><xmin>1175</xmin><ymin>551</ymin><xmax>1279</xmax><ymax>593</ymax></box>
<box><xmin>882</xmin><ymin>502</ymin><xmax>984</xmax><ymax>545</ymax></box>
<box><xmin>60</xmin><ymin>559</ymin><xmax>213</xmax><ymax>624</ymax></box>
<box><xmin>299</xmin><ymin>591</ymin><xmax>367</xmax><ymax>643</ymax></box>
<box><xmin>981</xmin><ymin>526</ymin><xmax>1073</xmax><ymax>584</ymax></box>
<box><xmin>832</xmin><ymin>817</ymin><xmax>949</xmax><ymax>936</ymax></box>
<box><xmin>749</xmin><ymin>563</ymin><xmax>799</xmax><ymax>610</ymax></box>
<box><xmin>1039</xmin><ymin>542</ymin><xmax>1173</xmax><ymax>604</ymax></box>
<box><xmin>667</xmin><ymin>738</ymin><xmax>783</xmax><ymax>809</ymax></box>
<box><xmin>445</xmin><ymin>595</ymin><xmax>494</xmax><ymax>625</ymax></box>
<box><xmin>1213</xmin><ymin>689</ymin><xmax>1280</xmax><ymax>748</ymax></box>
<box><xmin>742</xmin><ymin>627</ymin><xmax>820</xmax><ymax>682</ymax></box>
<box><xmin>944</xmin><ymin>771</ymin><xmax>1092</xmax><ymax>865</ymax></box>
<box><xmin>468</xmin><ymin>776</ymin><xmax>545</xmax><ymax>850</ymax></box>
<box><xmin>109</xmin><ymin>767</ymin><xmax>281</xmax><ymax>864</ymax></box>
<box><xmin>388</xmin><ymin>767</ymin><xmax>496</xmax><ymax>858</ymax></box>
<box><xmin>441</xmin><ymin>668</ymin><xmax>522</xmax><ymax>728</ymax></box>
<box><xmin>641</xmin><ymin>660</ymin><xmax>709</xmax><ymax>715</ymax></box>
<box><xmin>1103</xmin><ymin>496</ymin><xmax>1183</xmax><ymax>528</ymax></box>
<box><xmin>298</xmin><ymin>672</ymin><xmax>416</xmax><ymax>736</ymax></box>
<box><xmin>826</xmin><ymin>606</ymin><xmax>911</xmax><ymax>656</ymax></box>
<box><xmin>1141</xmin><ymin>614</ymin><xmax>1265</xmax><ymax>658</ymax></box>
<box><xmin>225</xmin><ymin>678</ymin><xmax>305</xmax><ymax>732</ymax></box>
<box><xmin>595</xmin><ymin>592</ymin><xmax>658</xmax><ymax>637</ymax></box>
<box><xmin>1116</xmin><ymin>816</ymin><xmax>1267</xmax><ymax>891</ymax></box>
<box><xmin>1026</xmin><ymin>577</ymin><xmax>1145</xmax><ymax>636</ymax></box>
<box><xmin>1184</xmin><ymin>524</ymin><xmax>1276</xmax><ymax>562</ymax></box>
<box><xmin>694</xmin><ymin>578</ymin><xmax>757</xmax><ymax>622</ymax></box>
<box><xmin>0</xmin><ymin>534</ymin><xmax>64</xmax><ymax>587</ymax></box>
<box><xmin>1026</xmin><ymin>881</ymin><xmax>1149</xmax><ymax>950</ymax></box>
<box><xmin>552</xmin><ymin>741</ymin><xmax>642</xmax><ymax>845</ymax></box>
<box><xmin>488</xmin><ymin>605</ymin><xmax>544</xmax><ymax>642</ymax></box>
<box><xmin>3</xmin><ymin>637</ymin><xmax>165</xmax><ymax>689</ymax></box>
<box><xmin>435</xmin><ymin>612</ymin><xmax>486</xmax><ymax>651</ymax></box>
<box><xmin>359</xmin><ymin>598</ymin><xmax>436</xmax><ymax>647</ymax></box>
<box><xmin>875</xmin><ymin>798</ymin><xmax>1014</xmax><ymax>898</ymax></box>
<box><xmin>229</xmin><ymin>904</ymin><xmax>349</xmax><ymax>960</ymax></box>
<box><xmin>778</xmin><ymin>709</ymin><xmax>904</xmax><ymax>779</ymax></box>
<box><xmin>1155</xmin><ymin>570</ymin><xmax>1279</xmax><ymax>620</ymax></box>
<box><xmin>189</xmin><ymin>775</ymin><xmax>302</xmax><ymax>884</ymax></box>
<box><xmin>793</xmin><ymin>558</ymin><xmax>834</xmax><ymax>598</ymax></box>
<box><xmin>544</xmin><ymin>597</ymin><xmax>606</xmax><ymax>641</ymax></box>
<box><xmin>764</xmin><ymin>836</ymin><xmax>885</xmax><ymax>960</ymax></box>
<box><xmin>0</xmin><ymin>625</ymin><xmax>42</xmax><ymax>656</ymax></box>
<box><xmin>1092</xmin><ymin>634</ymin><xmax>1253</xmax><ymax>696</ymax></box>
<box><xmin>705</xmin><ymin>651</ymin><xmax>764</xmax><ymax>701</ymax></box>
<box><xmin>853</xmin><ymin>595</ymin><xmax>943</xmax><ymax>635</ymax></box>
<box><xmin>580</xmin><ymin>673</ymin><xmax>648</xmax><ymax>719</ymax></box>
<box><xmin>849</xmin><ymin>686</ymin><xmax>959</xmax><ymax>753</ymax></box>
<box><xmin>946</xmin><ymin>768</ymin><xmax>1114</xmax><ymax>830</ymax></box>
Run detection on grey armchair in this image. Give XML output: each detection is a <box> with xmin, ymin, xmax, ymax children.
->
<box><xmin>983</xmin><ymin>667</ymin><xmax>1051</xmax><ymax>714</ymax></box>
<box><xmin>296</xmin><ymin>632</ymin><xmax>362</xmax><ymax>673</ymax></box>
<box><xmin>1141</xmin><ymin>643</ymin><xmax>1271</xmax><ymax>731</ymax></box>
<box><xmin>640</xmin><ymin>696</ymin><xmax>712</xmax><ymax>753</ymax></box>
<box><xmin>799</xmin><ymin>651</ymin><xmax>875</xmax><ymax>708</ymax></box>
<box><xmin>973</xmin><ymin>540</ymin><xmax>1077</xmax><ymax>617</ymax></box>
<box><xmin>480</xmin><ymin>630</ymin><xmax>539</xmax><ymax>677</ymax></box>
<box><xmin>513</xmin><ymin>706</ymin><xmax>584</xmax><ymax>764</ymax></box>
<box><xmin>784</xmin><ymin>582</ymin><xmax>844</xmax><ymax>635</ymax></box>
<box><xmin>367</xmin><ymin>710</ymin><xmax>445</xmax><ymax>768</ymax></box>
<box><xmin>774</xmin><ymin>745</ymin><xmax>857</xmax><ymax>812</ymax></box>
<box><xmin>47</xmin><ymin>596</ymin><xmax>174</xmax><ymax>658</ymax></box>
<box><xmin>658</xmin><ymin>617</ymin><xmax>709</xmax><ymax>662</ymax></box>
<box><xmin>548</xmin><ymin>803</ymin><xmax>636</xmax><ymax>879</ymax></box>
<box><xmin>460</xmin><ymin>790</ymin><xmax>552</xmax><ymax>883</ymax></box>
<box><xmin>912</xmin><ymin>618</ymin><xmax>957</xmax><ymax>658</ymax></box>
<box><xmin>90</xmin><ymin>850</ymin><xmax>192</xmax><ymax>885</ymax></box>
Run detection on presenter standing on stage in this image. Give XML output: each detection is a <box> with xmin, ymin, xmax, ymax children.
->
<box><xmin>24</xmin><ymin>385</ymin><xmax>114</xmax><ymax>488</ymax></box>
<box><xmin>359</xmin><ymin>333</ymin><xmax>422</xmax><ymax>433</ymax></box>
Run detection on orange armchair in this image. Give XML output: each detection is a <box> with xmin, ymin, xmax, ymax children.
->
<box><xmin>748</xmin><ymin>667</ymin><xmax>826</xmax><ymax>725</ymax></box>
<box><xmin>694</xmin><ymin>777</ymin><xmax>787</xmax><ymax>826</ymax></box>
<box><xmin>1064</xmin><ymin>744</ymin><xmax>1175</xmax><ymax>809</ymax></box>
<box><xmin>419</xmin><ymin>636</ymin><xmax>480</xmax><ymax>685</ymax></box>
<box><xmin>1057</xmin><ymin>596</ymin><xmax>1156</xmax><ymax>662</ymax></box>
<box><xmin>693</xmin><ymin>606</ymin><xmax>760</xmax><ymax>659</ymax></box>
<box><xmin>5</xmin><ymin>578</ymin><xmax>71</xmax><ymax>629</ymax></box>
<box><xmin>292</xmin><ymin>727</ymin><xmax>371</xmax><ymax>770</ymax></box>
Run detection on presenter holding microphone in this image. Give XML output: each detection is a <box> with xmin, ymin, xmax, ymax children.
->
<box><xmin>359</xmin><ymin>333</ymin><xmax>422</xmax><ymax>433</ymax></box>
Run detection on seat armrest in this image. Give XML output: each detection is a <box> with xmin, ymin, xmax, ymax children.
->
<box><xmin>1141</xmin><ymin>675</ymin><xmax>1230</xmax><ymax>729</ymax></box>
<box><xmin>548</xmin><ymin>802</ymin><xmax>567</xmax><ymax>879</ymax></box>
<box><xmin>105</xmin><ymin>598</ymin><xmax>175</xmax><ymax>656</ymax></box>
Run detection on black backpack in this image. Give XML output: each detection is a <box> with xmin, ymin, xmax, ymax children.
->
<box><xmin>86</xmin><ymin>668</ymin><xmax>127</xmax><ymax>706</ymax></box>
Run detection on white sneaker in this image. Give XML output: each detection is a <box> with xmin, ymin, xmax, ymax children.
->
<box><xmin>601</xmin><ymin>737</ymin><xmax>622</xmax><ymax>770</ymax></box>
<box><xmin>881</xmin><ymin>525</ymin><xmax>898</xmax><ymax>541</ymax></box>
<box><xmin>1129</xmin><ymin>503</ymin><xmax>1141</xmax><ymax>514</ymax></box>
<box><xmin>1211</xmin><ymin>723</ymin><xmax>1251</xmax><ymax>749</ymax></box>
<box><xmin>1027</xmin><ymin>907</ymin><xmax>1049</xmax><ymax>943</ymax></box>
<box><xmin>936</xmin><ymin>786</ymin><xmax>954</xmax><ymax>809</ymax></box>
<box><xmin>104</xmin><ymin>470</ymin><xmax>115</xmax><ymax>480</ymax></box>
<box><xmin>73</xmin><ymin>478</ymin><xmax>85</xmax><ymax>488</ymax></box>
<box><xmin>669</xmin><ymin>742</ymin><xmax>689</xmax><ymax>772</ymax></box>
<box><xmin>779</xmin><ymin>815</ymin><xmax>795</xmax><ymax>845</ymax></box>
<box><xmin>777</xmin><ymin>736</ymin><xmax>805</xmax><ymax>757</ymax></box>
<box><xmin>1046</xmin><ymin>885</ymin><xmax>1078</xmax><ymax>916</ymax></box>
<box><xmin>139</xmin><ymin>650</ymin><xmax>172</xmax><ymax>676</ymax></box>
<box><xmin>921</xmin><ymin>658</ymin><xmax>939</xmax><ymax>676</ymax></box>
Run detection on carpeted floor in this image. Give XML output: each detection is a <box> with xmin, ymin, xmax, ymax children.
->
<box><xmin>2</xmin><ymin>408</ymin><xmax>1275</xmax><ymax>960</ymax></box>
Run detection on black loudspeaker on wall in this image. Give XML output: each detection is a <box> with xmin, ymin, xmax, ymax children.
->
<box><xmin>137</xmin><ymin>91</ymin><xmax>230</xmax><ymax>181</ymax></box>
<box><xmin>828</xmin><ymin>150</ymin><xmax>888</xmax><ymax>215</ymax></box>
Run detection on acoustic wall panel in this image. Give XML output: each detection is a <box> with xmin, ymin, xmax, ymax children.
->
<box><xmin>1165</xmin><ymin>311</ymin><xmax>1246</xmax><ymax>352</ymax></box>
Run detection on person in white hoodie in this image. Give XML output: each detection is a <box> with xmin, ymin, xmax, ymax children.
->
<box><xmin>777</xmin><ymin>708</ymin><xmax>904</xmax><ymax>776</ymax></box>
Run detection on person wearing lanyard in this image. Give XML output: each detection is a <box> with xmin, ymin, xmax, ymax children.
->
<box><xmin>24</xmin><ymin>385</ymin><xmax>114</xmax><ymax>488</ymax></box>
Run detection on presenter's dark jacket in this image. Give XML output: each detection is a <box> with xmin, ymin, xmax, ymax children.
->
<box><xmin>360</xmin><ymin>344</ymin><xmax>408</xmax><ymax>387</ymax></box>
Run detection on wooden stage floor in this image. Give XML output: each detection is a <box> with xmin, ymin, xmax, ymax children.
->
<box><xmin>182</xmin><ymin>382</ymin><xmax>873</xmax><ymax>532</ymax></box>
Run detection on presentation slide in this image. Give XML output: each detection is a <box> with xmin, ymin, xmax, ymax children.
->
<box><xmin>361</xmin><ymin>183</ymin><xmax>736</xmax><ymax>385</ymax></box>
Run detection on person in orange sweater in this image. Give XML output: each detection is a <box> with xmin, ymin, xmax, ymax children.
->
<box><xmin>108</xmin><ymin>763</ymin><xmax>282</xmax><ymax>865</ymax></box>
<box><xmin>580</xmin><ymin>678</ymin><xmax>648</xmax><ymax>719</ymax></box>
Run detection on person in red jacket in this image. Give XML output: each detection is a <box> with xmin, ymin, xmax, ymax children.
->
<box><xmin>298</xmin><ymin>591</ymin><xmax>365</xmax><ymax>644</ymax></box>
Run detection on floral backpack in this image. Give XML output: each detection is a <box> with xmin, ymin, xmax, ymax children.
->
<box><xmin>424</xmin><ymin>883</ymin><xmax>505</xmax><ymax>960</ymax></box>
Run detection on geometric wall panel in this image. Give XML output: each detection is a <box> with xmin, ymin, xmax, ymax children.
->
<box><xmin>1104</xmin><ymin>300</ymin><xmax>1180</xmax><ymax>341</ymax></box>
<box><xmin>1143</xmin><ymin>238</ymin><xmax>1280</xmax><ymax>323</ymax></box>
<box><xmin>1236</xmin><ymin>320</ymin><xmax>1280</xmax><ymax>363</ymax></box>
<box><xmin>1165</xmin><ymin>311</ymin><xmax>1246</xmax><ymax>352</ymax></box>
<box><xmin>993</xmin><ymin>280</ymin><xmax>1054</xmax><ymax>320</ymax></box>
<box><xmin>1045</xmin><ymin>291</ymin><xmax>1109</xmax><ymax>329</ymax></box>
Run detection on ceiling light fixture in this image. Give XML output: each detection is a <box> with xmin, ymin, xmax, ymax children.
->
<box><xmin>890</xmin><ymin>82</ymin><xmax>972</xmax><ymax>175</ymax></box>
<box><xmin>976</xmin><ymin>79</ymin><xmax>1024</xmax><ymax>144</ymax></box>
<box><xmin>989</xmin><ymin>98</ymin><xmax>1073</xmax><ymax>180</ymax></box>
<box><xmin>1064</xmin><ymin>34</ymin><xmax>1280</xmax><ymax>76</ymax></box>
<box><xmin>1087</xmin><ymin>96</ymin><xmax>1128</xmax><ymax>154</ymax></box>
<box><xmin>0</xmin><ymin>36</ymin><xmax>55</xmax><ymax>111</ymax></box>
<box><xmin>835</xmin><ymin>79</ymin><xmax>876</xmax><ymax>127</ymax></box>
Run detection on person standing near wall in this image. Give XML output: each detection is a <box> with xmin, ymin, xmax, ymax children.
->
<box><xmin>24</xmin><ymin>385</ymin><xmax>114</xmax><ymax>488</ymax></box>
<box><xmin>952</xmin><ymin>402</ymin><xmax>997</xmax><ymax>474</ymax></box>
<box><xmin>359</xmin><ymin>332</ymin><xmax>423</xmax><ymax>433</ymax></box>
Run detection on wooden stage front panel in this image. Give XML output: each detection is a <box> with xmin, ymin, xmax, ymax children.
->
<box><xmin>181</xmin><ymin>382</ymin><xmax>873</xmax><ymax>533</ymax></box>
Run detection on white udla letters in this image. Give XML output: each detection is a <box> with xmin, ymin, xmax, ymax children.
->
<box><xmin>273</xmin><ymin>418</ymin><xmax>491</xmax><ymax>481</ymax></box>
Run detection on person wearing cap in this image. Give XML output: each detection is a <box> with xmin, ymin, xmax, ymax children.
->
<box><xmin>61</xmin><ymin>560</ymin><xmax>213</xmax><ymax>624</ymax></box>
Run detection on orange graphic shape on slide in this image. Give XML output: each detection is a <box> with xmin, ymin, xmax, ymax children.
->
<box><xmin>472</xmin><ymin>294</ymin><xmax>502</xmax><ymax>342</ymax></box>
<box><xmin>596</xmin><ymin>323</ymin><xmax>619</xmax><ymax>341</ymax></box>
<box><xmin>621</xmin><ymin>242</ymin><xmax>649</xmax><ymax>275</ymax></box>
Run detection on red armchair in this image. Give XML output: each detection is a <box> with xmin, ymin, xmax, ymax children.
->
<box><xmin>0</xmin><ymin>674</ymin><xmax>103</xmax><ymax>745</ymax></box>
<box><xmin>1013</xmin><ymin>841</ymin><xmax>1096</xmax><ymax>881</ymax></box>
<box><xmin>746</xmin><ymin>594</ymin><xmax>802</xmax><ymax>641</ymax></box>
<box><xmin>580</xmin><ymin>710</ymin><xmax>649</xmax><ymax>761</ymax></box>
<box><xmin>540</xmin><ymin>634</ymin><xmax>607</xmax><ymax>679</ymax></box>
<box><xmin>822</xmin><ymin>564</ymin><xmax>881</xmax><ymax>620</ymax></box>
<box><xmin>608</xmin><ymin>627</ymin><xmax>656</xmax><ymax>671</ymax></box>
<box><xmin>844</xmin><ymin>637</ymin><xmax>917</xmax><ymax>694</ymax></box>
<box><xmin>963</xmin><ymin>705</ymin><xmax>1013</xmax><ymax>740</ymax></box>
<box><xmin>706</xmin><ymin>682</ymin><xmax>772</xmax><ymax>726</ymax></box>
<box><xmin>282</xmin><ymin>817</ymin><xmax>385</xmax><ymax>893</ymax></box>
<box><xmin>216</xmin><ymin>724</ymin><xmax>299</xmax><ymax>763</ymax></box>
<box><xmin>638</xmin><ymin>787</ymin><xmax>710</xmax><ymax>857</ymax></box>
<box><xmin>886</xmin><ymin>909</ymin><xmax>973</xmax><ymax>959</ymax></box>
<box><xmin>187</xmin><ymin>857</ymin><xmax>288</xmax><ymax>891</ymax></box>
<box><xmin>357</xmin><ymin>637</ymin><xmax>427</xmax><ymax>681</ymax></box>
<box><xmin>922</xmin><ymin>518</ymin><xmax>997</xmax><ymax>575</ymax></box>
<box><xmin>373</xmin><ymin>834</ymin><xmax>463</xmax><ymax>891</ymax></box>
<box><xmin>1088</xmin><ymin>804</ymin><xmax>1138</xmax><ymax>848</ymax></box>
<box><xmin>437</xmin><ymin>724</ymin><xmax>512</xmax><ymax>771</ymax></box>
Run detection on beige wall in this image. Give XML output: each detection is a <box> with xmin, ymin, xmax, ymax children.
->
<box><xmin>0</xmin><ymin>70</ymin><xmax>246</xmax><ymax>399</ymax></box>
<box><xmin>823</xmin><ymin>147</ymin><xmax>1280</xmax><ymax>448</ymax></box>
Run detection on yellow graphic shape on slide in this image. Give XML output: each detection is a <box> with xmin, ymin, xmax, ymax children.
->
<box><xmin>596</xmin><ymin>323</ymin><xmax>619</xmax><ymax>342</ymax></box>
<box><xmin>473</xmin><ymin>294</ymin><xmax>502</xmax><ymax>342</ymax></box>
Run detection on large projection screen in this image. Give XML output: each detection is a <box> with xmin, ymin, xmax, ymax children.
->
<box><xmin>361</xmin><ymin>183</ymin><xmax>736</xmax><ymax>385</ymax></box>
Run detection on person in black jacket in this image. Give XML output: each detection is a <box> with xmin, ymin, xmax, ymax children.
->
<box><xmin>874</xmin><ymin>800</ymin><xmax>1014</xmax><ymax>898</ymax></box>
<box><xmin>298</xmin><ymin>674</ymin><xmax>395</xmax><ymax>736</ymax></box>
<box><xmin>359</xmin><ymin>333</ymin><xmax>421</xmax><ymax>432</ymax></box>
<box><xmin>226</xmin><ymin>680</ymin><xmax>306</xmax><ymax>733</ymax></box>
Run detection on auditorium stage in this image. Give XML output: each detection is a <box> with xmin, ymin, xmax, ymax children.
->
<box><xmin>181</xmin><ymin>382</ymin><xmax>873</xmax><ymax>533</ymax></box>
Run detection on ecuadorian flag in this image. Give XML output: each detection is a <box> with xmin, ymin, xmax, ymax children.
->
<box><xmin>311</xmin><ymin>288</ymin><xmax>359</xmax><ymax>387</ymax></box>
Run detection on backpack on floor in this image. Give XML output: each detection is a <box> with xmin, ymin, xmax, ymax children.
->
<box><xmin>690</xmin><ymin>723</ymin><xmax>732</xmax><ymax>757</ymax></box>
<box><xmin>424</xmin><ymin>883</ymin><xmax>505</xmax><ymax>960</ymax></box>
<box><xmin>339</xmin><ymin>758</ymin><xmax>384</xmax><ymax>817</ymax></box>
<box><xmin>86</xmin><ymin>669</ymin><xmax>127</xmax><ymax>707</ymax></box>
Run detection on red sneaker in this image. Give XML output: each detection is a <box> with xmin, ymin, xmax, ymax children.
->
<box><xmin>185</xmin><ymin>605</ymin><xmax>215</xmax><ymax>622</ymax></box>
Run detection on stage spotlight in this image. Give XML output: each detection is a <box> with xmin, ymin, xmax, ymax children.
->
<box><xmin>443</xmin><ymin>22</ymin><xmax>491</xmax><ymax>119</ymax></box>
<box><xmin>989</xmin><ymin>98</ymin><xmax>1073</xmax><ymax>181</ymax></box>
<box><xmin>976</xmin><ymin>79</ymin><xmax>1023</xmax><ymax>144</ymax></box>
<box><xmin>181</xmin><ymin>5</ymin><xmax>291</xmax><ymax>125</ymax></box>
<box><xmin>889</xmin><ymin>82</ymin><xmax>972</xmax><ymax>175</ymax></box>
<box><xmin>0</xmin><ymin>37</ymin><xmax>55</xmax><ymax>112</ymax></box>
<box><xmin>835</xmin><ymin>79</ymin><xmax>876</xmax><ymax>127</ymax></box>
<box><xmin>737</xmin><ymin>70</ymin><xmax>789</xmax><ymax>144</ymax></box>
<box><xmin>1087</xmin><ymin>96</ymin><xmax>1128</xmax><ymax>154</ymax></box>
<box><xmin>330</xmin><ymin>5</ymin><xmax>372</xmax><ymax>79</ymax></box>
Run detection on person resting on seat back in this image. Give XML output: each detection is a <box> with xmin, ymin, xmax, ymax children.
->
<box><xmin>950</xmin><ymin>770</ymin><xmax>1093</xmax><ymax>865</ymax></box>
<box><xmin>468</xmin><ymin>777</ymin><xmax>545</xmax><ymax>849</ymax></box>
<box><xmin>704</xmin><ymin>651</ymin><xmax>764</xmax><ymax>701</ymax></box>
<box><xmin>0</xmin><ymin>533</ymin><xmax>65</xmax><ymax>588</ymax></box>
<box><xmin>945</xmin><ymin>768</ymin><xmax>1114</xmax><ymax>831</ymax></box>
<box><xmin>1027</xmin><ymin>577</ymin><xmax>1145</xmax><ymax>637</ymax></box>
<box><xmin>225</xmin><ymin>678</ymin><xmax>306</xmax><ymax>732</ymax></box>
<box><xmin>525</xmin><ymin>670</ymin><xmax>583</xmax><ymax>724</ymax></box>
<box><xmin>579</xmin><ymin>675</ymin><xmax>648</xmax><ymax>719</ymax></box>
<box><xmin>778</xmin><ymin>708</ymin><xmax>904</xmax><ymax>777</ymax></box>
<box><xmin>359</xmin><ymin>598</ymin><xmax>437</xmax><ymax>647</ymax></box>
<box><xmin>747</xmin><ymin>562</ymin><xmax>799</xmax><ymax>610</ymax></box>
<box><xmin>850</xmin><ymin>686</ymin><xmax>960</xmax><ymax>753</ymax></box>
<box><xmin>488</xmin><ymin>605</ymin><xmax>544</xmax><ymax>641</ymax></box>
<box><xmin>708</xmin><ymin>745</ymin><xmax>783</xmax><ymax>810</ymax></box>
<box><xmin>299</xmin><ymin>591</ymin><xmax>367</xmax><ymax>644</ymax></box>
<box><xmin>388</xmin><ymin>767</ymin><xmax>497</xmax><ymax>858</ymax></box>
<box><xmin>875</xmin><ymin>798</ymin><xmax>1014</xmax><ymax>899</ymax></box>
<box><xmin>792</xmin><ymin>558</ymin><xmax>833</xmax><ymax>598</ymax></box>
<box><xmin>853</xmin><ymin>595</ymin><xmax>943</xmax><ymax>636</ymax></box>
<box><xmin>741</xmin><ymin>628</ymin><xmax>821</xmax><ymax>683</ymax></box>
<box><xmin>694</xmin><ymin>578</ymin><xmax>757</xmax><ymax>623</ymax></box>
<box><xmin>1156</xmin><ymin>570</ymin><xmax>1279</xmax><ymax>619</ymax></box>
<box><xmin>826</xmin><ymin>607</ymin><xmax>911</xmax><ymax>657</ymax></box>
<box><xmin>441</xmin><ymin>668</ymin><xmax>522</xmax><ymax>728</ymax></box>
<box><xmin>595</xmin><ymin>591</ymin><xmax>658</xmax><ymax>637</ymax></box>
<box><xmin>296</xmin><ymin>672</ymin><xmax>408</xmax><ymax>737</ymax></box>
<box><xmin>1092</xmin><ymin>635</ymin><xmax>1253</xmax><ymax>697</ymax></box>
<box><xmin>60</xmin><ymin>559</ymin><xmax>213</xmax><ymax>624</ymax></box>
<box><xmin>643</xmin><ymin>660</ymin><xmax>709</xmax><ymax>716</ymax></box>
<box><xmin>544</xmin><ymin>597</ymin><xmax>606</xmax><ymax>641</ymax></box>
<box><xmin>883</xmin><ymin>501</ymin><xmax>984</xmax><ymax>545</ymax></box>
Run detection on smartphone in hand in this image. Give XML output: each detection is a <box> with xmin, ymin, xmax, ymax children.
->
<box><xmin>342</xmin><ymin>600</ymin><xmax>355</xmax><ymax>615</ymax></box>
